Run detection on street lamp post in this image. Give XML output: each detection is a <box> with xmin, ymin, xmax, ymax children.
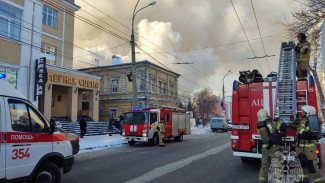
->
<box><xmin>222</xmin><ymin>70</ymin><xmax>232</xmax><ymax>109</ymax></box>
<box><xmin>131</xmin><ymin>0</ymin><xmax>156</xmax><ymax>109</ymax></box>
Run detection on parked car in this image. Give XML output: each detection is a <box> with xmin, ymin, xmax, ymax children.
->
<box><xmin>57</xmin><ymin>127</ymin><xmax>80</xmax><ymax>155</ymax></box>
<box><xmin>210</xmin><ymin>117</ymin><xmax>227</xmax><ymax>132</ymax></box>
<box><xmin>227</xmin><ymin>121</ymin><xmax>232</xmax><ymax>131</ymax></box>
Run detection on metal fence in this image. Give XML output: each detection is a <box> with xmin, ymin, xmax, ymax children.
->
<box><xmin>60</xmin><ymin>121</ymin><xmax>120</xmax><ymax>136</ymax></box>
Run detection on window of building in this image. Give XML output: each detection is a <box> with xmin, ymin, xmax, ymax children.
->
<box><xmin>103</xmin><ymin>76</ymin><xmax>108</xmax><ymax>94</ymax></box>
<box><xmin>0</xmin><ymin>66</ymin><xmax>17</xmax><ymax>88</ymax></box>
<box><xmin>41</xmin><ymin>43</ymin><xmax>56</xmax><ymax>65</ymax></box>
<box><xmin>170</xmin><ymin>84</ymin><xmax>174</xmax><ymax>96</ymax></box>
<box><xmin>111</xmin><ymin>79</ymin><xmax>118</xmax><ymax>93</ymax></box>
<box><xmin>151</xmin><ymin>79</ymin><xmax>155</xmax><ymax>93</ymax></box>
<box><xmin>162</xmin><ymin>83</ymin><xmax>167</xmax><ymax>95</ymax></box>
<box><xmin>42</xmin><ymin>5</ymin><xmax>57</xmax><ymax>28</ymax></box>
<box><xmin>0</xmin><ymin>2</ymin><xmax>22</xmax><ymax>40</ymax></box>
<box><xmin>139</xmin><ymin>70</ymin><xmax>146</xmax><ymax>92</ymax></box>
<box><xmin>158</xmin><ymin>81</ymin><xmax>162</xmax><ymax>94</ymax></box>
<box><xmin>110</xmin><ymin>108</ymin><xmax>117</xmax><ymax>119</ymax></box>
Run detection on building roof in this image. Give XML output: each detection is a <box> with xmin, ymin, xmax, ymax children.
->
<box><xmin>79</xmin><ymin>60</ymin><xmax>181</xmax><ymax>77</ymax></box>
<box><xmin>57</xmin><ymin>0</ymin><xmax>81</xmax><ymax>11</ymax></box>
<box><xmin>0</xmin><ymin>80</ymin><xmax>26</xmax><ymax>99</ymax></box>
<box><xmin>47</xmin><ymin>64</ymin><xmax>101</xmax><ymax>80</ymax></box>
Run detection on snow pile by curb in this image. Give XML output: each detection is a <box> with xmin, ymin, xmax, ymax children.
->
<box><xmin>78</xmin><ymin>126</ymin><xmax>212</xmax><ymax>154</ymax></box>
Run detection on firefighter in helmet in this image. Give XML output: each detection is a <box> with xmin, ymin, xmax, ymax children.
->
<box><xmin>257</xmin><ymin>109</ymin><xmax>286</xmax><ymax>183</ymax></box>
<box><xmin>157</xmin><ymin>118</ymin><xmax>166</xmax><ymax>146</ymax></box>
<box><xmin>295</xmin><ymin>33</ymin><xmax>311</xmax><ymax>81</ymax></box>
<box><xmin>294</xmin><ymin>105</ymin><xmax>324</xmax><ymax>183</ymax></box>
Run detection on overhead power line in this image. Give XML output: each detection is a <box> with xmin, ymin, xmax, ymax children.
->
<box><xmin>229</xmin><ymin>0</ymin><xmax>262</xmax><ymax>72</ymax></box>
<box><xmin>79</xmin><ymin>0</ymin><xmax>226</xmax><ymax>90</ymax></box>
<box><xmin>250</xmin><ymin>0</ymin><xmax>271</xmax><ymax>72</ymax></box>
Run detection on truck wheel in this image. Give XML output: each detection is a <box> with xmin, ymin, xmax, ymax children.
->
<box><xmin>128</xmin><ymin>141</ymin><xmax>135</xmax><ymax>146</ymax></box>
<box><xmin>318</xmin><ymin>156</ymin><xmax>322</xmax><ymax>169</ymax></box>
<box><xmin>240</xmin><ymin>157</ymin><xmax>251</xmax><ymax>163</ymax></box>
<box><xmin>151</xmin><ymin>134</ymin><xmax>158</xmax><ymax>146</ymax></box>
<box><xmin>34</xmin><ymin>162</ymin><xmax>61</xmax><ymax>183</ymax></box>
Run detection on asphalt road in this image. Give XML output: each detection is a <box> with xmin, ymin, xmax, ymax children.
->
<box><xmin>61</xmin><ymin>131</ymin><xmax>261</xmax><ymax>183</ymax></box>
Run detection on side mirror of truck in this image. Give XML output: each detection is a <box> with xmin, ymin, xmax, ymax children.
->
<box><xmin>50</xmin><ymin>119</ymin><xmax>55</xmax><ymax>134</ymax></box>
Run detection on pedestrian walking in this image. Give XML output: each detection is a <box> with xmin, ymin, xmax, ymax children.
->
<box><xmin>157</xmin><ymin>118</ymin><xmax>166</xmax><ymax>146</ymax></box>
<box><xmin>108</xmin><ymin>117</ymin><xmax>113</xmax><ymax>136</ymax></box>
<box><xmin>79</xmin><ymin>117</ymin><xmax>87</xmax><ymax>138</ymax></box>
<box><xmin>120</xmin><ymin>115</ymin><xmax>124</xmax><ymax>135</ymax></box>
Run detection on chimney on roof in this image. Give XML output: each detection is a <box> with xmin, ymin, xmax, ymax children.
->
<box><xmin>112</xmin><ymin>55</ymin><xmax>121</xmax><ymax>65</ymax></box>
<box><xmin>95</xmin><ymin>58</ymin><xmax>100</xmax><ymax>67</ymax></box>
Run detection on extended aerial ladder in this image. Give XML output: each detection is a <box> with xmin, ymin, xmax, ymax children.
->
<box><xmin>273</xmin><ymin>41</ymin><xmax>297</xmax><ymax>123</ymax></box>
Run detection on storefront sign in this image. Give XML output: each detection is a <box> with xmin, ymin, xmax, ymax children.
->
<box><xmin>34</xmin><ymin>57</ymin><xmax>48</xmax><ymax>100</ymax></box>
<box><xmin>47</xmin><ymin>73</ymin><xmax>99</xmax><ymax>89</ymax></box>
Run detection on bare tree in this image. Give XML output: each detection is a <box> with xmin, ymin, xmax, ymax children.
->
<box><xmin>275</xmin><ymin>0</ymin><xmax>325</xmax><ymax>121</ymax></box>
<box><xmin>193</xmin><ymin>88</ymin><xmax>216</xmax><ymax>120</ymax></box>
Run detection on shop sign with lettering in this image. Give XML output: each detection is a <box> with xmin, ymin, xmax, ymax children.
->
<box><xmin>47</xmin><ymin>73</ymin><xmax>99</xmax><ymax>89</ymax></box>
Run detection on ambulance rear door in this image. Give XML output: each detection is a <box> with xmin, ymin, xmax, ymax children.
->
<box><xmin>4</xmin><ymin>97</ymin><xmax>52</xmax><ymax>180</ymax></box>
<box><xmin>0</xmin><ymin>96</ymin><xmax>5</xmax><ymax>180</ymax></box>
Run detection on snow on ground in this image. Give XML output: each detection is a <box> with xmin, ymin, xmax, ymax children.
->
<box><xmin>78</xmin><ymin>135</ymin><xmax>128</xmax><ymax>154</ymax></box>
<box><xmin>190</xmin><ymin>125</ymin><xmax>212</xmax><ymax>135</ymax></box>
<box><xmin>78</xmin><ymin>125</ymin><xmax>212</xmax><ymax>154</ymax></box>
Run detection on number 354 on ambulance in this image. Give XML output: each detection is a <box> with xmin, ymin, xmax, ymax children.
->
<box><xmin>0</xmin><ymin>74</ymin><xmax>74</xmax><ymax>183</ymax></box>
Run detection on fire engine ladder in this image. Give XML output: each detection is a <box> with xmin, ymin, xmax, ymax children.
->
<box><xmin>273</xmin><ymin>41</ymin><xmax>297</xmax><ymax>123</ymax></box>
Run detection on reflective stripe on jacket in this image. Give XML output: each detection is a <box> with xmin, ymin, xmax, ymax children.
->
<box><xmin>296</xmin><ymin>41</ymin><xmax>311</xmax><ymax>62</ymax></box>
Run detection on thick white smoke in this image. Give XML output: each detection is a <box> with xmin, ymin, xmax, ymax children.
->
<box><xmin>73</xmin><ymin>0</ymin><xmax>301</xmax><ymax>95</ymax></box>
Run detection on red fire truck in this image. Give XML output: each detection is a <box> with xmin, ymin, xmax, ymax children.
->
<box><xmin>122</xmin><ymin>108</ymin><xmax>190</xmax><ymax>146</ymax></box>
<box><xmin>231</xmin><ymin>41</ymin><xmax>322</xmax><ymax>165</ymax></box>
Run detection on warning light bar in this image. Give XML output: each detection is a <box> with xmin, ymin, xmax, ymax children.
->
<box><xmin>0</xmin><ymin>73</ymin><xmax>6</xmax><ymax>79</ymax></box>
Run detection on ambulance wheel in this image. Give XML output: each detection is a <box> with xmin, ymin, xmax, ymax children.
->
<box><xmin>34</xmin><ymin>162</ymin><xmax>61</xmax><ymax>183</ymax></box>
<box><xmin>128</xmin><ymin>141</ymin><xmax>135</xmax><ymax>146</ymax></box>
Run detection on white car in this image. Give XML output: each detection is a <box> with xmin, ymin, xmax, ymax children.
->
<box><xmin>227</xmin><ymin>121</ymin><xmax>232</xmax><ymax>131</ymax></box>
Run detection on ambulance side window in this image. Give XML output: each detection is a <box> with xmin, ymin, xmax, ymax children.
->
<box><xmin>28</xmin><ymin>106</ymin><xmax>47</xmax><ymax>133</ymax></box>
<box><xmin>8</xmin><ymin>101</ymin><xmax>32</xmax><ymax>132</ymax></box>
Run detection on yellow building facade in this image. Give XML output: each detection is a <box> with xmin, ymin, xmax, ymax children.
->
<box><xmin>80</xmin><ymin>60</ymin><xmax>180</xmax><ymax>122</ymax></box>
<box><xmin>0</xmin><ymin>0</ymin><xmax>100</xmax><ymax>121</ymax></box>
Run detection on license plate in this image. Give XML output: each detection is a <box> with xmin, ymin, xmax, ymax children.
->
<box><xmin>232</xmin><ymin>125</ymin><xmax>249</xmax><ymax>130</ymax></box>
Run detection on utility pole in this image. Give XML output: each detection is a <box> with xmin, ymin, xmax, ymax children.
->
<box><xmin>130</xmin><ymin>0</ymin><xmax>156</xmax><ymax>109</ymax></box>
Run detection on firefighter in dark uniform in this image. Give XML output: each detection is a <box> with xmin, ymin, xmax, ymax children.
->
<box><xmin>257</xmin><ymin>109</ymin><xmax>286</xmax><ymax>183</ymax></box>
<box><xmin>157</xmin><ymin>118</ymin><xmax>166</xmax><ymax>146</ymax></box>
<box><xmin>293</xmin><ymin>105</ymin><xmax>324</xmax><ymax>183</ymax></box>
<box><xmin>295</xmin><ymin>33</ymin><xmax>311</xmax><ymax>80</ymax></box>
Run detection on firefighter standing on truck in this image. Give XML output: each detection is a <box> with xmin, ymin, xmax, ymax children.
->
<box><xmin>293</xmin><ymin>105</ymin><xmax>324</xmax><ymax>183</ymax></box>
<box><xmin>157</xmin><ymin>119</ymin><xmax>166</xmax><ymax>146</ymax></box>
<box><xmin>257</xmin><ymin>109</ymin><xmax>286</xmax><ymax>183</ymax></box>
<box><xmin>295</xmin><ymin>32</ymin><xmax>311</xmax><ymax>81</ymax></box>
